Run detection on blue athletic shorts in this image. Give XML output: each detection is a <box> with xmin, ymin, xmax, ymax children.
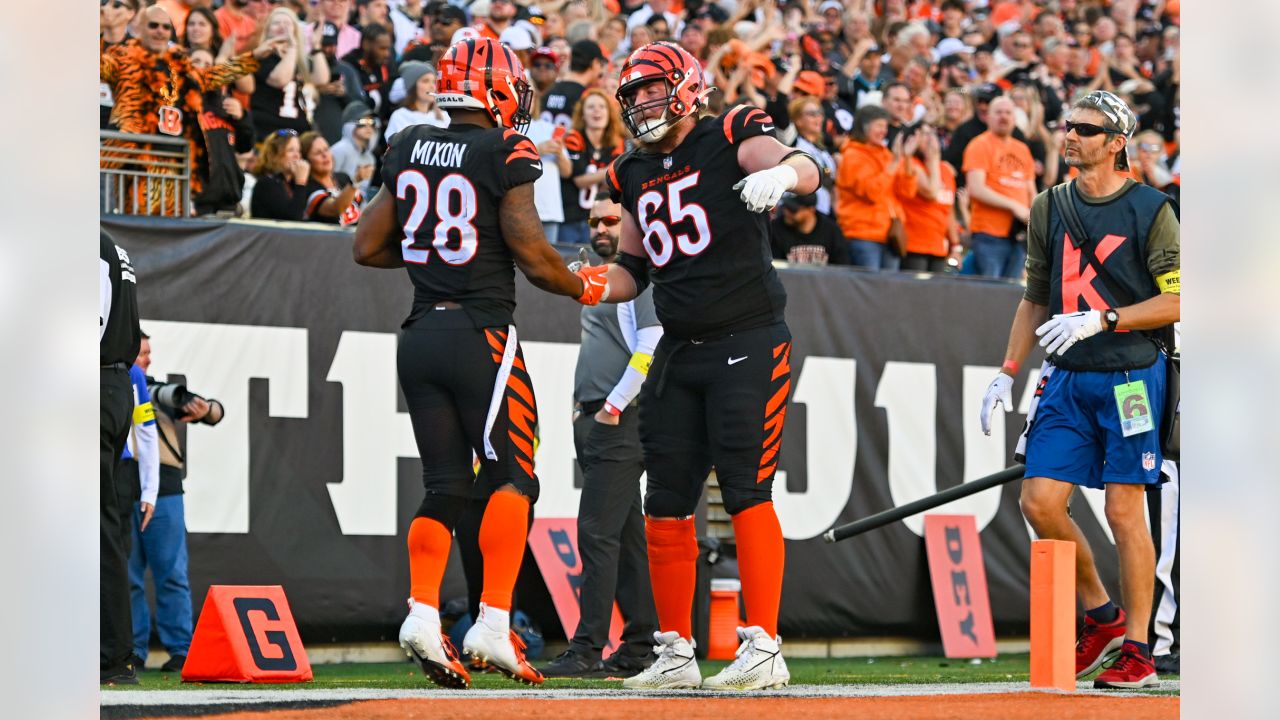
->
<box><xmin>1023</xmin><ymin>359</ymin><xmax>1166</xmax><ymax>489</ymax></box>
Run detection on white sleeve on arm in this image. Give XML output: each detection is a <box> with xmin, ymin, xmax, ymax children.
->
<box><xmin>100</xmin><ymin>258</ymin><xmax>112</xmax><ymax>342</ymax></box>
<box><xmin>605</xmin><ymin>323</ymin><xmax>664</xmax><ymax>411</ymax></box>
<box><xmin>135</xmin><ymin>421</ymin><xmax>160</xmax><ymax>507</ymax></box>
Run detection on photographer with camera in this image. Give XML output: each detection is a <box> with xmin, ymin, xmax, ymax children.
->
<box><xmin>127</xmin><ymin>333</ymin><xmax>225</xmax><ymax>673</ymax></box>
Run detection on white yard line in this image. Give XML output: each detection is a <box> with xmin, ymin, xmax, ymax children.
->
<box><xmin>102</xmin><ymin>680</ymin><xmax>1180</xmax><ymax>707</ymax></box>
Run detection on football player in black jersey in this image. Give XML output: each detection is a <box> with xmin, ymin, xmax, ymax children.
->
<box><xmin>592</xmin><ymin>42</ymin><xmax>821</xmax><ymax>691</ymax></box>
<box><xmin>353</xmin><ymin>37</ymin><xmax>607</xmax><ymax>689</ymax></box>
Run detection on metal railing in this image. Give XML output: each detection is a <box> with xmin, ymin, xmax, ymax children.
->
<box><xmin>100</xmin><ymin>130</ymin><xmax>192</xmax><ymax>218</ymax></box>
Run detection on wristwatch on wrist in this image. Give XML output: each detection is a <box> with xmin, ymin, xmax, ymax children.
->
<box><xmin>1103</xmin><ymin>308</ymin><xmax>1120</xmax><ymax>332</ymax></box>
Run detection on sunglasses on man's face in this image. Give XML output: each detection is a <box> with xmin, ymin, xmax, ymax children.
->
<box><xmin>1065</xmin><ymin>121</ymin><xmax>1111</xmax><ymax>137</ymax></box>
<box><xmin>148</xmin><ymin>21</ymin><xmax>173</xmax><ymax>31</ymax></box>
<box><xmin>589</xmin><ymin>215</ymin><xmax>621</xmax><ymax>228</ymax></box>
<box><xmin>356</xmin><ymin>118</ymin><xmax>377</xmax><ymax>127</ymax></box>
<box><xmin>532</xmin><ymin>62</ymin><xmax>556</xmax><ymax>70</ymax></box>
<box><xmin>101</xmin><ymin>0</ymin><xmax>131</xmax><ymax>9</ymax></box>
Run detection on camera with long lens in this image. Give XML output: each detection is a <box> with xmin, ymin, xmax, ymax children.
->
<box><xmin>147</xmin><ymin>380</ymin><xmax>224</xmax><ymax>426</ymax></box>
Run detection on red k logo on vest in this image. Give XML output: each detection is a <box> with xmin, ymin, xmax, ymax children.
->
<box><xmin>1061</xmin><ymin>233</ymin><xmax>1126</xmax><ymax>312</ymax></box>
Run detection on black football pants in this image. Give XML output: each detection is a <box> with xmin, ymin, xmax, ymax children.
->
<box><xmin>101</xmin><ymin>367</ymin><xmax>134</xmax><ymax>670</ymax></box>
<box><xmin>639</xmin><ymin>322</ymin><xmax>793</xmax><ymax>518</ymax></box>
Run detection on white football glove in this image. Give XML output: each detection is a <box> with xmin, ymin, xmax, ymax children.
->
<box><xmin>979</xmin><ymin>373</ymin><xmax>1015</xmax><ymax>436</ymax></box>
<box><xmin>732</xmin><ymin>163</ymin><xmax>798</xmax><ymax>213</ymax></box>
<box><xmin>1035</xmin><ymin>310</ymin><xmax>1104</xmax><ymax>356</ymax></box>
<box><xmin>567</xmin><ymin>247</ymin><xmax>590</xmax><ymax>273</ymax></box>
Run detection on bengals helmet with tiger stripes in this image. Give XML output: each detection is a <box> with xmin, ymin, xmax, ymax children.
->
<box><xmin>615</xmin><ymin>41</ymin><xmax>710</xmax><ymax>143</ymax></box>
<box><xmin>436</xmin><ymin>37</ymin><xmax>534</xmax><ymax>133</ymax></box>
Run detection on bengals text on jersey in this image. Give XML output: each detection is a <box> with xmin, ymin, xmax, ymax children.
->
<box><xmin>606</xmin><ymin>106</ymin><xmax>785</xmax><ymax>340</ymax></box>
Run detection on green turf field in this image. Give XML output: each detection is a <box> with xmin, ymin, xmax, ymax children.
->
<box><xmin>104</xmin><ymin>654</ymin><xmax>1178</xmax><ymax>695</ymax></box>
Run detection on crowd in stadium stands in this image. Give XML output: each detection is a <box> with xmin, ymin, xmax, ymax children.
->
<box><xmin>101</xmin><ymin>0</ymin><xmax>1181</xmax><ymax>278</ymax></box>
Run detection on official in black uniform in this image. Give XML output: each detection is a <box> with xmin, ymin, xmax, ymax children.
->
<box><xmin>100</xmin><ymin>232</ymin><xmax>142</xmax><ymax>685</ymax></box>
<box><xmin>592</xmin><ymin>42</ymin><xmax>821</xmax><ymax>691</ymax></box>
<box><xmin>353</xmin><ymin>36</ymin><xmax>604</xmax><ymax>689</ymax></box>
<box><xmin>541</xmin><ymin>197</ymin><xmax>660</xmax><ymax>679</ymax></box>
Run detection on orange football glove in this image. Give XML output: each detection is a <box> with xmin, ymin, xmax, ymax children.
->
<box><xmin>575</xmin><ymin>264</ymin><xmax>610</xmax><ymax>305</ymax></box>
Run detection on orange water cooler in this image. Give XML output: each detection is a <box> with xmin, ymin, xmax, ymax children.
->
<box><xmin>707</xmin><ymin>578</ymin><xmax>745</xmax><ymax>661</ymax></box>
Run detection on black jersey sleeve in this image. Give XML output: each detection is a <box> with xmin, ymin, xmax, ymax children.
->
<box><xmin>720</xmin><ymin>105</ymin><xmax>778</xmax><ymax>145</ymax></box>
<box><xmin>492</xmin><ymin>128</ymin><xmax>544</xmax><ymax>193</ymax></box>
<box><xmin>604</xmin><ymin>156</ymin><xmax>624</xmax><ymax>203</ymax></box>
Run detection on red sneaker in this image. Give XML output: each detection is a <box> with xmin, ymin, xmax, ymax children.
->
<box><xmin>1094</xmin><ymin>646</ymin><xmax>1159</xmax><ymax>689</ymax></box>
<box><xmin>1076</xmin><ymin>607</ymin><xmax>1127</xmax><ymax>678</ymax></box>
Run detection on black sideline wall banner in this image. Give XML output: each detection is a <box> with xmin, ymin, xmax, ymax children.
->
<box><xmin>104</xmin><ymin>216</ymin><xmax>1120</xmax><ymax>640</ymax></box>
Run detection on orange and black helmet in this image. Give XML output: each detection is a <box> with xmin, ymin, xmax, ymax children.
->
<box><xmin>615</xmin><ymin>41</ymin><xmax>709</xmax><ymax>142</ymax></box>
<box><xmin>437</xmin><ymin>37</ymin><xmax>533</xmax><ymax>133</ymax></box>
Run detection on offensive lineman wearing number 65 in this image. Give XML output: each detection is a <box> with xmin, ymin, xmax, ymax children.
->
<box><xmin>586</xmin><ymin>41</ymin><xmax>821</xmax><ymax>691</ymax></box>
<box><xmin>353</xmin><ymin>37</ymin><xmax>605</xmax><ymax>690</ymax></box>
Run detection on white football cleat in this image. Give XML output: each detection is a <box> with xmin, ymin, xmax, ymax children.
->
<box><xmin>399</xmin><ymin>600</ymin><xmax>470</xmax><ymax>689</ymax></box>
<box><xmin>701</xmin><ymin>626</ymin><xmax>790</xmax><ymax>691</ymax></box>
<box><xmin>462</xmin><ymin>603</ymin><xmax>544</xmax><ymax>685</ymax></box>
<box><xmin>622</xmin><ymin>631</ymin><xmax>701</xmax><ymax>689</ymax></box>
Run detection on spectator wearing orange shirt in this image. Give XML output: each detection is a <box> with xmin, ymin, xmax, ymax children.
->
<box><xmin>217</xmin><ymin>1</ymin><xmax>271</xmax><ymax>55</ymax></box>
<box><xmin>897</xmin><ymin>128</ymin><xmax>958</xmax><ymax>273</ymax></box>
<box><xmin>962</xmin><ymin>96</ymin><xmax>1036</xmax><ymax>279</ymax></box>
<box><xmin>835</xmin><ymin>105</ymin><xmax>919</xmax><ymax>271</ymax></box>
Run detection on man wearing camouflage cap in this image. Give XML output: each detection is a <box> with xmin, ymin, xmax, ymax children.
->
<box><xmin>979</xmin><ymin>91</ymin><xmax>1180</xmax><ymax>689</ymax></box>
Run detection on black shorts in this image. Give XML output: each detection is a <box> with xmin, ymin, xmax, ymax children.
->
<box><xmin>638</xmin><ymin>322</ymin><xmax>792</xmax><ymax>517</ymax></box>
<box><xmin>398</xmin><ymin>309</ymin><xmax>540</xmax><ymax>503</ymax></box>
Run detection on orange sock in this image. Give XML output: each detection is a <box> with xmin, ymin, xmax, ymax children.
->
<box><xmin>478</xmin><ymin>489</ymin><xmax>531</xmax><ymax>611</ymax></box>
<box><xmin>732</xmin><ymin>502</ymin><xmax>785</xmax><ymax>637</ymax></box>
<box><xmin>407</xmin><ymin>516</ymin><xmax>453</xmax><ymax>608</ymax></box>
<box><xmin>645</xmin><ymin>516</ymin><xmax>699</xmax><ymax>640</ymax></box>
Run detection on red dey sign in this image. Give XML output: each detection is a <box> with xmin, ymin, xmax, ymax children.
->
<box><xmin>527</xmin><ymin>518</ymin><xmax>624</xmax><ymax>655</ymax></box>
<box><xmin>923</xmin><ymin>514</ymin><xmax>997</xmax><ymax>658</ymax></box>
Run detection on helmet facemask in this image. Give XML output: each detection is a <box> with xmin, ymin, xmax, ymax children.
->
<box><xmin>619</xmin><ymin>78</ymin><xmax>690</xmax><ymax>144</ymax></box>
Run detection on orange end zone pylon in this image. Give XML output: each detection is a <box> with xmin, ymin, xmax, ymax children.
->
<box><xmin>1029</xmin><ymin>539</ymin><xmax>1075</xmax><ymax>691</ymax></box>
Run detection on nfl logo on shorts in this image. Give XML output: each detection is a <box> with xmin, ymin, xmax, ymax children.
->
<box><xmin>1142</xmin><ymin>452</ymin><xmax>1156</xmax><ymax>471</ymax></box>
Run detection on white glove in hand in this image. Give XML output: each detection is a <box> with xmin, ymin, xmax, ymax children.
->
<box><xmin>1035</xmin><ymin>310</ymin><xmax>1103</xmax><ymax>356</ymax></box>
<box><xmin>732</xmin><ymin>163</ymin><xmax>798</xmax><ymax>213</ymax></box>
<box><xmin>980</xmin><ymin>373</ymin><xmax>1015</xmax><ymax>436</ymax></box>
<box><xmin>567</xmin><ymin>247</ymin><xmax>590</xmax><ymax>273</ymax></box>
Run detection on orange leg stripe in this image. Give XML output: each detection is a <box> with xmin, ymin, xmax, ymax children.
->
<box><xmin>773</xmin><ymin>342</ymin><xmax>788</xmax><ymax>358</ymax></box>
<box><xmin>511</xmin><ymin>355</ymin><xmax>525</xmax><ymax>371</ymax></box>
<box><xmin>756</xmin><ymin>462</ymin><xmax>778</xmax><ymax>482</ymax></box>
<box><xmin>516</xmin><ymin>456</ymin><xmax>535</xmax><ymax>480</ymax></box>
<box><xmin>491</xmin><ymin>353</ymin><xmax>503</xmax><ymax>364</ymax></box>
<box><xmin>507</xmin><ymin>374</ymin><xmax>537</xmax><ymax>413</ymax></box>
<box><xmin>762</xmin><ymin>420</ymin><xmax>784</xmax><ymax>450</ymax></box>
<box><xmin>508</xmin><ymin>427</ymin><xmax>534</xmax><ymax>460</ymax></box>
<box><xmin>486</xmin><ymin>332</ymin><xmax>505</xmax><ymax>354</ymax></box>
<box><xmin>772</xmin><ymin>344</ymin><xmax>792</xmax><ymax>381</ymax></box>
<box><xmin>765</xmin><ymin>379</ymin><xmax>791</xmax><ymax>417</ymax></box>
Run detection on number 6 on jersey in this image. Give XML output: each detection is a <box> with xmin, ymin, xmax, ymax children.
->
<box><xmin>396</xmin><ymin>171</ymin><xmax>480</xmax><ymax>265</ymax></box>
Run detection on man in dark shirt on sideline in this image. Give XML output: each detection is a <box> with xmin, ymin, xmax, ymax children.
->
<box><xmin>770</xmin><ymin>193</ymin><xmax>849</xmax><ymax>266</ymax></box>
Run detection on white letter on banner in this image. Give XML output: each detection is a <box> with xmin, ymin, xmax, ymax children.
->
<box><xmin>521</xmin><ymin>341</ymin><xmax>582</xmax><ymax>518</ymax></box>
<box><xmin>773</xmin><ymin>357</ymin><xmax>856</xmax><ymax>540</ymax></box>
<box><xmin>142</xmin><ymin>320</ymin><xmax>309</xmax><ymax>534</ymax></box>
<box><xmin>879</xmin><ymin>362</ymin><xmax>1001</xmax><ymax>536</ymax></box>
<box><xmin>326</xmin><ymin>331</ymin><xmax>419</xmax><ymax>535</ymax></box>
